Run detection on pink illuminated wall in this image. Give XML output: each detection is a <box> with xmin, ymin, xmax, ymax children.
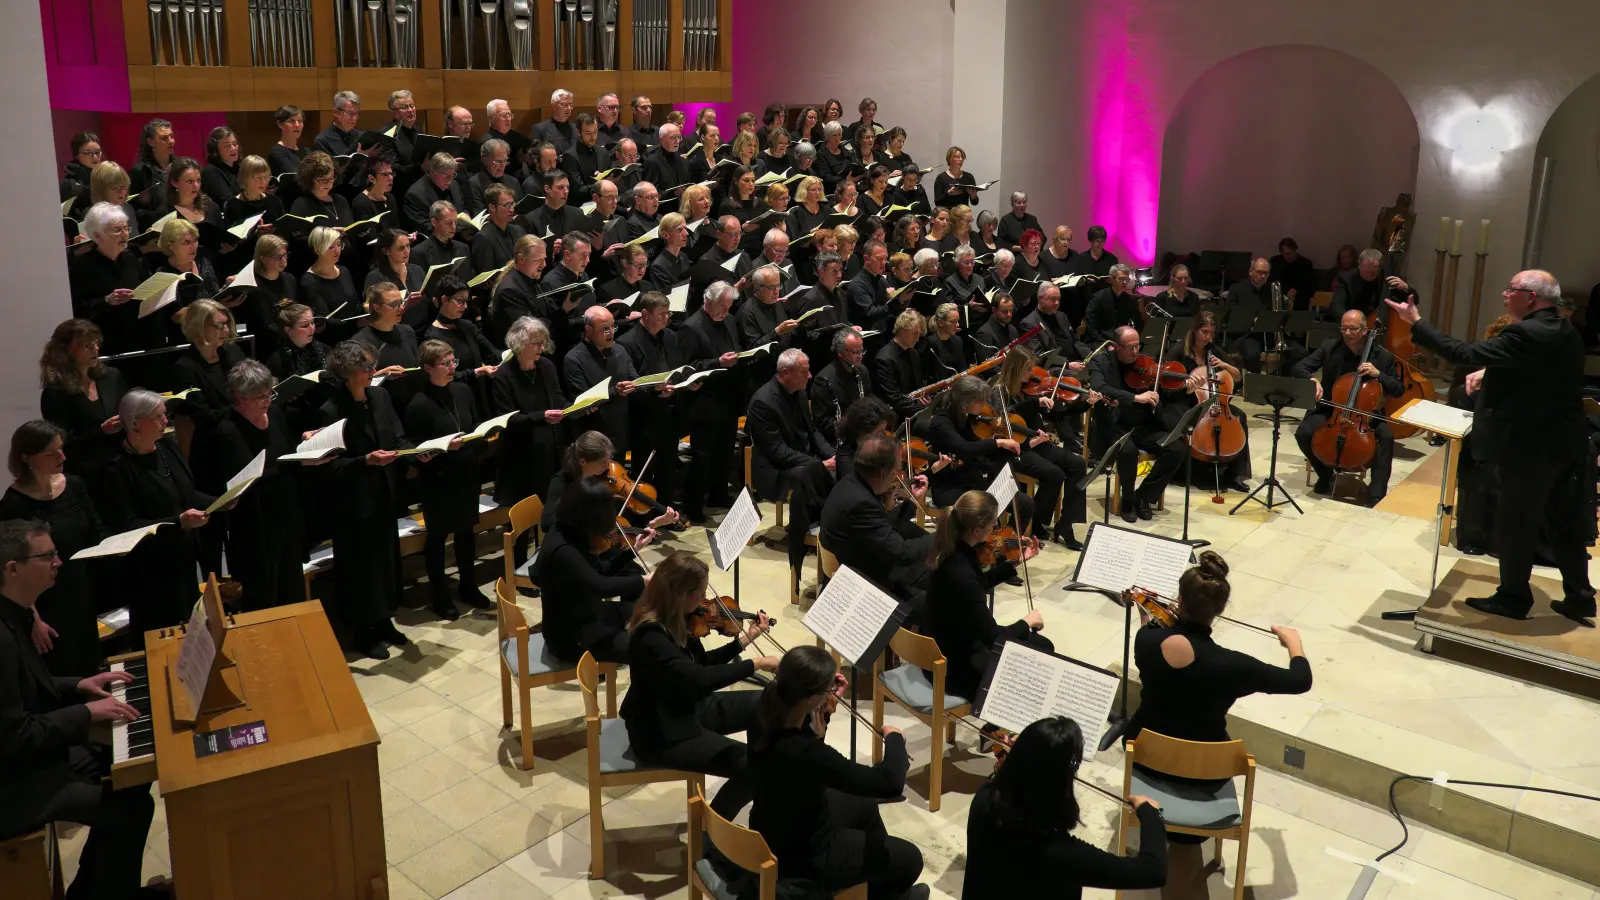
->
<box><xmin>41</xmin><ymin>0</ymin><xmax>130</xmax><ymax>112</ymax></box>
<box><xmin>1081</xmin><ymin>6</ymin><xmax>1164</xmax><ymax>267</ymax></box>
<box><xmin>1157</xmin><ymin>46</ymin><xmax>1418</xmax><ymax>268</ymax></box>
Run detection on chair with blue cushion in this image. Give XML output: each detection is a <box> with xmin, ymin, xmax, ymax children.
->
<box><xmin>1117</xmin><ymin>729</ymin><xmax>1256</xmax><ymax>900</ymax></box>
<box><xmin>579</xmin><ymin>651</ymin><xmax>705</xmax><ymax>879</ymax></box>
<box><xmin>496</xmin><ymin>577</ymin><xmax>612</xmax><ymax>771</ymax></box>
<box><xmin>686</xmin><ymin>786</ymin><xmax>867</xmax><ymax>900</ymax></box>
<box><xmin>870</xmin><ymin>627</ymin><xmax>972</xmax><ymax>812</ymax></box>
<box><xmin>501</xmin><ymin>494</ymin><xmax>544</xmax><ymax>592</ymax></box>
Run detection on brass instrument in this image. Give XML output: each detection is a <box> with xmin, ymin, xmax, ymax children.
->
<box><xmin>1266</xmin><ymin>280</ymin><xmax>1287</xmax><ymax>354</ymax></box>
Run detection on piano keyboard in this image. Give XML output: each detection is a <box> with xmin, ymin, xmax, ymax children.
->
<box><xmin>109</xmin><ymin>654</ymin><xmax>158</xmax><ymax>788</ymax></box>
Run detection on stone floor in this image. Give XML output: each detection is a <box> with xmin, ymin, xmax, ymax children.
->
<box><xmin>63</xmin><ymin>399</ymin><xmax>1600</xmax><ymax>898</ymax></box>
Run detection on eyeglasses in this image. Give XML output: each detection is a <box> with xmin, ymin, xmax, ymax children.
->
<box><xmin>266</xmin><ymin>253</ymin><xmax>288</xmax><ymax>263</ymax></box>
<box><xmin>245</xmin><ymin>391</ymin><xmax>277</xmax><ymax>403</ymax></box>
<box><xmin>78</xmin><ymin>148</ymin><xmax>103</xmax><ymax>158</ymax></box>
<box><xmin>21</xmin><ymin>550</ymin><xmax>60</xmax><ymax>562</ymax></box>
<box><xmin>1339</xmin><ymin>326</ymin><xmax>1366</xmax><ymax>334</ymax></box>
<box><xmin>436</xmin><ymin>358</ymin><xmax>459</xmax><ymax>368</ymax></box>
<box><xmin>208</xmin><ymin>320</ymin><xmax>230</xmax><ymax>330</ymax></box>
<box><xmin>1505</xmin><ymin>286</ymin><xmax>1533</xmax><ymax>295</ymax></box>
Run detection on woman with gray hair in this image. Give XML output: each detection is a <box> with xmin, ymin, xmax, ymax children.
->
<box><xmin>209</xmin><ymin>359</ymin><xmax>306</xmax><ymax>611</ymax></box>
<box><xmin>315</xmin><ymin>340</ymin><xmax>415</xmax><ymax>658</ymax></box>
<box><xmin>94</xmin><ymin>388</ymin><xmax>217</xmax><ymax>644</ymax></box>
<box><xmin>68</xmin><ymin>202</ymin><xmax>157</xmax><ymax>355</ymax></box>
<box><xmin>491</xmin><ymin>317</ymin><xmax>568</xmax><ymax>562</ymax></box>
<box><xmin>975</xmin><ymin>209</ymin><xmax>1001</xmax><ymax>258</ymax></box>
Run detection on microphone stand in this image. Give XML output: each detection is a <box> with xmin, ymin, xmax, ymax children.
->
<box><xmin>1159</xmin><ymin>397</ymin><xmax>1215</xmax><ymax>548</ymax></box>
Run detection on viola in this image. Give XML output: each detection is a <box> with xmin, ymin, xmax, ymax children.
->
<box><xmin>1311</xmin><ymin>330</ymin><xmax>1382</xmax><ymax>471</ymax></box>
<box><xmin>1124</xmin><ymin>354</ymin><xmax>1188</xmax><ymax>392</ymax></box>
<box><xmin>970</xmin><ymin>404</ymin><xmax>1049</xmax><ymax>443</ymax></box>
<box><xmin>605</xmin><ymin>460</ymin><xmax>670</xmax><ymax>519</ymax></box>
<box><xmin>902</xmin><ymin>436</ymin><xmax>956</xmax><ymax>473</ymax></box>
<box><xmin>590</xmin><ymin>524</ymin><xmax>651</xmax><ymax>556</ymax></box>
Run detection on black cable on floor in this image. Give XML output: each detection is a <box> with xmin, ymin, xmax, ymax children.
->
<box><xmin>1376</xmin><ymin>774</ymin><xmax>1600</xmax><ymax>863</ymax></box>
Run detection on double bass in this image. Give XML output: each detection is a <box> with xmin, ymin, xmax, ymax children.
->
<box><xmin>1310</xmin><ymin>328</ymin><xmax>1382</xmax><ymax>471</ymax></box>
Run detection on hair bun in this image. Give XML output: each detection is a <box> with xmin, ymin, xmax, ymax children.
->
<box><xmin>1195</xmin><ymin>550</ymin><xmax>1229</xmax><ymax>580</ymax></box>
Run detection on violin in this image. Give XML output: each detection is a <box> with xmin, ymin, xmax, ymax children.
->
<box><xmin>910</xmin><ymin>325</ymin><xmax>1043</xmax><ymax>399</ymax></box>
<box><xmin>1311</xmin><ymin>329</ymin><xmax>1382</xmax><ymax>471</ymax></box>
<box><xmin>1124</xmin><ymin>354</ymin><xmax>1188</xmax><ymax>392</ymax></box>
<box><xmin>687</xmin><ymin>593</ymin><xmax>769</xmax><ymax>639</ymax></box>
<box><xmin>975</xmin><ymin>525</ymin><xmax>1029</xmax><ymax>566</ymax></box>
<box><xmin>950</xmin><ymin>714</ymin><xmax>1133</xmax><ymax>806</ymax></box>
<box><xmin>605</xmin><ymin>460</ymin><xmax>672</xmax><ymax>519</ymax></box>
<box><xmin>590</xmin><ymin>524</ymin><xmax>652</xmax><ymax>556</ymax></box>
<box><xmin>1022</xmin><ymin>365</ymin><xmax>1091</xmax><ymax>403</ymax></box>
<box><xmin>1122</xmin><ymin>586</ymin><xmax>1176</xmax><ymax>627</ymax></box>
<box><xmin>902</xmin><ymin>436</ymin><xmax>956</xmax><ymax>473</ymax></box>
<box><xmin>970</xmin><ymin>404</ymin><xmax>1048</xmax><ymax>443</ymax></box>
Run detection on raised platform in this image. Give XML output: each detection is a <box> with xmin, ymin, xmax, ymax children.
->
<box><xmin>1416</xmin><ymin>558</ymin><xmax>1600</xmax><ymax>679</ymax></box>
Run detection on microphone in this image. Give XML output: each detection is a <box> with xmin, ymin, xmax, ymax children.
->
<box><xmin>1146</xmin><ymin>302</ymin><xmax>1173</xmax><ymax>319</ymax></box>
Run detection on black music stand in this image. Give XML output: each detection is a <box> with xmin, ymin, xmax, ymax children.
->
<box><xmin>1078</xmin><ymin>431</ymin><xmax>1132</xmax><ymax>525</ymax></box>
<box><xmin>1139</xmin><ymin>315</ymin><xmax>1191</xmax><ymax>347</ymax></box>
<box><xmin>1231</xmin><ymin>373</ymin><xmax>1317</xmax><ymax>516</ymax></box>
<box><xmin>1160</xmin><ymin>397</ymin><xmax>1216</xmax><ymax>547</ymax></box>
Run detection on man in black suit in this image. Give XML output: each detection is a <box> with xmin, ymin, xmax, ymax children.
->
<box><xmin>524</xmin><ymin>170</ymin><xmax>586</xmax><ymax>240</ymax></box>
<box><xmin>678</xmin><ymin>281</ymin><xmax>744</xmax><ymax>520</ymax></box>
<box><xmin>1222</xmin><ymin>256</ymin><xmax>1274</xmax><ymax>373</ymax></box>
<box><xmin>1388</xmin><ymin>270</ymin><xmax>1596</xmax><ymax>624</ymax></box>
<box><xmin>873</xmin><ymin>308</ymin><xmax>930</xmax><ymax>422</ymax></box>
<box><xmin>847</xmin><ymin>240</ymin><xmax>897</xmax><ymax>332</ymax></box>
<box><xmin>641</xmin><ymin>123</ymin><xmax>690</xmax><ymax>198</ymax></box>
<box><xmin>793</xmin><ymin>252</ymin><xmax>851</xmax><ymax>365</ymax></box>
<box><xmin>810</xmin><ymin>329</ymin><xmax>873</xmax><ymax>444</ymax></box>
<box><xmin>746</xmin><ymin>349</ymin><xmax>836</xmax><ymax>574</ymax></box>
<box><xmin>563</xmin><ymin>305</ymin><xmax>639</xmax><ymax>455</ymax></box>
<box><xmin>1087</xmin><ymin>326</ymin><xmax>1188</xmax><ymax>522</ymax></box>
<box><xmin>1083</xmin><ymin>264</ymin><xmax>1143</xmax><ymax>347</ymax></box>
<box><xmin>1332</xmin><ymin>248</ymin><xmax>1416</xmax><ymax>321</ymax></box>
<box><xmin>401</xmin><ymin>152</ymin><xmax>469</xmax><ymax>233</ymax></box>
<box><xmin>820</xmin><ymin>435</ymin><xmax>934</xmax><ymax>612</ymax></box>
<box><xmin>1290</xmin><ymin>310</ymin><xmax>1406</xmax><ymax>504</ymax></box>
<box><xmin>972</xmin><ymin>293</ymin><xmax>1021</xmax><ymax>357</ymax></box>
<box><xmin>0</xmin><ymin>521</ymin><xmax>154</xmax><ymax>898</ymax></box>
<box><xmin>617</xmin><ymin>292</ymin><xmax>688</xmax><ymax>512</ymax></box>
<box><xmin>530</xmin><ymin>88</ymin><xmax>577</xmax><ymax>154</ymax></box>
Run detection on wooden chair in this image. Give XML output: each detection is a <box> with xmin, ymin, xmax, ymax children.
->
<box><xmin>1117</xmin><ymin>730</ymin><xmax>1256</xmax><ymax>900</ymax></box>
<box><xmin>687</xmin><ymin>787</ymin><xmax>867</xmax><ymax>900</ymax></box>
<box><xmin>578</xmin><ymin>652</ymin><xmax>705</xmax><ymax>879</ymax></box>
<box><xmin>501</xmin><ymin>494</ymin><xmax>544</xmax><ymax>591</ymax></box>
<box><xmin>1110</xmin><ymin>455</ymin><xmax>1167</xmax><ymax>514</ymax></box>
<box><xmin>0</xmin><ymin>825</ymin><xmax>62</xmax><ymax>900</ymax></box>
<box><xmin>871</xmin><ymin>628</ymin><xmax>972</xmax><ymax>812</ymax></box>
<box><xmin>495</xmin><ymin>578</ymin><xmax>613</xmax><ymax>771</ymax></box>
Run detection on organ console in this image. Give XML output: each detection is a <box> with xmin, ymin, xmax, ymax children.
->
<box><xmin>108</xmin><ymin>653</ymin><xmax>158</xmax><ymax>789</ymax></box>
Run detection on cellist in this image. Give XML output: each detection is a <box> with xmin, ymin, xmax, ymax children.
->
<box><xmin>1290</xmin><ymin>310</ymin><xmax>1405</xmax><ymax>505</ymax></box>
<box><xmin>1172</xmin><ymin>312</ymin><xmax>1251</xmax><ymax>495</ymax></box>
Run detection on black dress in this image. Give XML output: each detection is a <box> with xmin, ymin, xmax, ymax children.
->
<box><xmin>209</xmin><ymin>407</ymin><xmax>305</xmax><ymax>611</ymax></box>
<box><xmin>404</xmin><ymin>381</ymin><xmax>485</xmax><ymax>604</ymax></box>
<box><xmin>362</xmin><ymin>262</ymin><xmax>428</xmax><ymax>330</ymax></box>
<box><xmin>926</xmin><ymin>542</ymin><xmax>1054</xmax><ymax>701</ymax></box>
<box><xmin>352</xmin><ymin>324</ymin><xmax>422</xmax><ymax>410</ymax></box>
<box><xmin>94</xmin><ymin>438</ymin><xmax>218</xmax><ymax>642</ymax></box>
<box><xmin>40</xmin><ymin>368</ymin><xmax>129</xmax><ymax>485</ymax></box>
<box><xmin>529</xmin><ymin>522</ymin><xmax>644</xmax><ymax>663</ymax></box>
<box><xmin>170</xmin><ymin>343</ymin><xmax>250</xmax><ymax>571</ymax></box>
<box><xmin>489</xmin><ymin>358</ymin><xmax>566</xmax><ymax>506</ymax></box>
<box><xmin>68</xmin><ymin>249</ymin><xmax>162</xmax><ymax>355</ymax></box>
<box><xmin>0</xmin><ymin>477</ymin><xmax>106</xmax><ymax>677</ymax></box>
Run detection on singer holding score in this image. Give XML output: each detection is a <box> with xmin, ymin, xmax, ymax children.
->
<box><xmin>1384</xmin><ymin>270</ymin><xmax>1597</xmax><ymax>624</ymax></box>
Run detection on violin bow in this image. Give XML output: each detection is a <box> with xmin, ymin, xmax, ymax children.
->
<box><xmin>993</xmin><ymin>388</ymin><xmax>1036</xmax><ymax>612</ymax></box>
<box><xmin>942</xmin><ymin>712</ymin><xmax>1133</xmax><ymax>808</ymax></box>
<box><xmin>1133</xmin><ymin>584</ymin><xmax>1276</xmax><ymax>636</ymax></box>
<box><xmin>615</xmin><ymin>448</ymin><xmax>656</xmax><ymax>516</ymax></box>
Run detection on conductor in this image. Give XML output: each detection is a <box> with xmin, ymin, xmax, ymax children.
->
<box><xmin>1385</xmin><ymin>270</ymin><xmax>1596</xmax><ymax>625</ymax></box>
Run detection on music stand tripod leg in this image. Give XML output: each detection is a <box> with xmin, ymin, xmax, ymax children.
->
<box><xmin>1381</xmin><ymin>438</ymin><xmax>1451</xmax><ymax>622</ymax></box>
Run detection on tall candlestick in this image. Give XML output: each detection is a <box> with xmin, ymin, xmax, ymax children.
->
<box><xmin>1438</xmin><ymin>216</ymin><xmax>1451</xmax><ymax>252</ymax></box>
<box><xmin>1478</xmin><ymin>218</ymin><xmax>1491</xmax><ymax>253</ymax></box>
<box><xmin>1450</xmin><ymin>219</ymin><xmax>1464</xmax><ymax>256</ymax></box>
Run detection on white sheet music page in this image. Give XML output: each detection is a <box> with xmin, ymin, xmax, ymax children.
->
<box><xmin>803</xmin><ymin>565</ymin><xmax>901</xmax><ymax>667</ymax></box>
<box><xmin>986</xmin><ymin>462</ymin><xmax>1018</xmax><ymax>510</ymax></box>
<box><xmin>710</xmin><ymin>488</ymin><xmax>761</xmax><ymax>570</ymax></box>
<box><xmin>1393</xmin><ymin>399</ymin><xmax>1473</xmax><ymax>439</ymax></box>
<box><xmin>977</xmin><ymin>641</ymin><xmax>1121</xmax><ymax>751</ymax></box>
<box><xmin>1073</xmin><ymin>522</ymin><xmax>1192</xmax><ymax>599</ymax></box>
<box><xmin>173</xmin><ymin>597</ymin><xmax>217</xmax><ymax>712</ymax></box>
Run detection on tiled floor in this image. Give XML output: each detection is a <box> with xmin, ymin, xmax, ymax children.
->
<box><xmin>62</xmin><ymin>401</ymin><xmax>1600</xmax><ymax>898</ymax></box>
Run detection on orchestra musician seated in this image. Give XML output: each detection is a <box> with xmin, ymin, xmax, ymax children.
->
<box><xmin>540</xmin><ymin>431</ymin><xmax>678</xmax><ymax>535</ymax></box>
<box><xmin>819</xmin><ymin>433</ymin><xmax>935</xmax><ymax>615</ymax></box>
<box><xmin>964</xmin><ymin>717</ymin><xmax>1167</xmax><ymax>900</ymax></box>
<box><xmin>1086</xmin><ymin>326</ymin><xmax>1189</xmax><ymax>523</ymax></box>
<box><xmin>529</xmin><ymin>476</ymin><xmax>651</xmax><ymax>665</ymax></box>
<box><xmin>0</xmin><ymin>520</ymin><xmax>158</xmax><ymax>900</ymax></box>
<box><xmin>1289</xmin><ymin>309</ymin><xmax>1405</xmax><ymax>505</ymax></box>
<box><xmin>998</xmin><ymin>349</ymin><xmax>1089</xmax><ymax>548</ymax></box>
<box><xmin>1173</xmin><ymin>312</ymin><xmax>1251</xmax><ymax>494</ymax></box>
<box><xmin>1125</xmin><ymin>552</ymin><xmax>1310</xmax><ymax>900</ymax></box>
<box><xmin>810</xmin><ymin>329</ymin><xmax>873</xmax><ymax>445</ymax></box>
<box><xmin>620</xmin><ymin>551</ymin><xmax>776</xmax><ymax>821</ymax></box>
<box><xmin>924</xmin><ymin>376</ymin><xmax>1037</xmax><ymax>567</ymax></box>
<box><xmin>749</xmin><ymin>646</ymin><xmax>929</xmax><ymax>900</ymax></box>
<box><xmin>873</xmin><ymin>309</ymin><xmax>931</xmax><ymax>423</ymax></box>
<box><xmin>746</xmin><ymin>349</ymin><xmax>836</xmax><ymax>578</ymax></box>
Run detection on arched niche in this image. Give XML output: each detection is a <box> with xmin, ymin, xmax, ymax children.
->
<box><xmin>1530</xmin><ymin>74</ymin><xmax>1600</xmax><ymax>299</ymax></box>
<box><xmin>1157</xmin><ymin>45</ymin><xmax>1419</xmax><ymax>272</ymax></box>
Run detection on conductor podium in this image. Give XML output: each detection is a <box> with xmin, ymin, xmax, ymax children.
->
<box><xmin>131</xmin><ymin>596</ymin><xmax>386</xmax><ymax>899</ymax></box>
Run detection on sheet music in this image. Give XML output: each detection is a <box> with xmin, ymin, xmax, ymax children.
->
<box><xmin>710</xmin><ymin>488</ymin><xmax>761</xmax><ymax>570</ymax></box>
<box><xmin>279</xmin><ymin>419</ymin><xmax>347</xmax><ymax>461</ymax></box>
<box><xmin>667</xmin><ymin>282</ymin><xmax>690</xmax><ymax>313</ymax></box>
<box><xmin>205</xmin><ymin>451</ymin><xmax>265</xmax><ymax>514</ymax></box>
<box><xmin>804</xmin><ymin>564</ymin><xmax>902</xmax><ymax>667</ymax></box>
<box><xmin>562</xmin><ymin>377</ymin><xmax>612</xmax><ymax>415</ymax></box>
<box><xmin>976</xmin><ymin>641</ymin><xmax>1120</xmax><ymax>751</ymax></box>
<box><xmin>987</xmin><ymin>463</ymin><xmax>1018</xmax><ymax>510</ymax></box>
<box><xmin>71</xmin><ymin>524</ymin><xmax>166</xmax><ymax>560</ymax></box>
<box><xmin>1394</xmin><ymin>399</ymin><xmax>1473</xmax><ymax>439</ymax></box>
<box><xmin>173</xmin><ymin>597</ymin><xmax>217</xmax><ymax>712</ymax></box>
<box><xmin>1072</xmin><ymin>522</ymin><xmax>1193</xmax><ymax>599</ymax></box>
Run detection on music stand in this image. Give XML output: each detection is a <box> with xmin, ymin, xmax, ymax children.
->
<box><xmin>1305</xmin><ymin>322</ymin><xmax>1339</xmax><ymax>355</ymax></box>
<box><xmin>1231</xmin><ymin>373</ymin><xmax>1318</xmax><ymax>516</ymax></box>
<box><xmin>1159</xmin><ymin>397</ymin><xmax>1216</xmax><ymax>546</ymax></box>
<box><xmin>1077</xmin><ymin>430</ymin><xmax>1133</xmax><ymax>525</ymax></box>
<box><xmin>1139</xmin><ymin>316</ymin><xmax>1191</xmax><ymax>347</ymax></box>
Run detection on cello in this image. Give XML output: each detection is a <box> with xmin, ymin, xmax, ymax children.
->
<box><xmin>1310</xmin><ymin>328</ymin><xmax>1382</xmax><ymax>472</ymax></box>
<box><xmin>1187</xmin><ymin>354</ymin><xmax>1247</xmax><ymax>498</ymax></box>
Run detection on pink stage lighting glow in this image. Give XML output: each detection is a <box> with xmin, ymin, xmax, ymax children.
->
<box><xmin>1083</xmin><ymin>5</ymin><xmax>1161</xmax><ymax>267</ymax></box>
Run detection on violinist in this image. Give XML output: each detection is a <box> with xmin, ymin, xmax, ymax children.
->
<box><xmin>1289</xmin><ymin>310</ymin><xmax>1404</xmax><ymax>504</ymax></box>
<box><xmin>998</xmin><ymin>349</ymin><xmax>1089</xmax><ymax>548</ymax></box>
<box><xmin>1087</xmin><ymin>326</ymin><xmax>1188</xmax><ymax>523</ymax></box>
<box><xmin>621</xmin><ymin>551</ymin><xmax>776</xmax><ymax>820</ymax></box>
<box><xmin>749</xmin><ymin>646</ymin><xmax>928</xmax><ymax>900</ymax></box>
<box><xmin>1126</xmin><ymin>552</ymin><xmax>1310</xmax><ymax>900</ymax></box>
<box><xmin>1083</xmin><ymin>264</ymin><xmax>1142</xmax><ymax>347</ymax></box>
<box><xmin>529</xmin><ymin>476</ymin><xmax>652</xmax><ymax>664</ymax></box>
<box><xmin>819</xmin><ymin>434</ymin><xmax>935</xmax><ymax>616</ymax></box>
<box><xmin>925</xmin><ymin>490</ymin><xmax>1050</xmax><ymax>704</ymax></box>
<box><xmin>1173</xmin><ymin>312</ymin><xmax>1251</xmax><ymax>494</ymax></box>
<box><xmin>872</xmin><ymin>309</ymin><xmax>931</xmax><ymax>421</ymax></box>
<box><xmin>964</xmin><ymin>717</ymin><xmax>1167</xmax><ymax>900</ymax></box>
<box><xmin>541</xmin><ymin>431</ymin><xmax>678</xmax><ymax>535</ymax></box>
<box><xmin>1147</xmin><ymin>265</ymin><xmax>1201</xmax><ymax>319</ymax></box>
<box><xmin>924</xmin><ymin>375</ymin><xmax>1036</xmax><ymax>546</ymax></box>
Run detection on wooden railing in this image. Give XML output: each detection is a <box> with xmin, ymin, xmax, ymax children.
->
<box><xmin>117</xmin><ymin>0</ymin><xmax>731</xmax><ymax>112</ymax></box>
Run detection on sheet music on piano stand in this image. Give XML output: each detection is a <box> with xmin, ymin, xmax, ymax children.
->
<box><xmin>974</xmin><ymin>640</ymin><xmax>1122</xmax><ymax>753</ymax></box>
<box><xmin>1066</xmin><ymin>521</ymin><xmax>1194</xmax><ymax>600</ymax></box>
<box><xmin>169</xmin><ymin>574</ymin><xmax>244</xmax><ymax>724</ymax></box>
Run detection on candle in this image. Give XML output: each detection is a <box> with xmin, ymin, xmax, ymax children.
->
<box><xmin>1478</xmin><ymin>218</ymin><xmax>1491</xmax><ymax>253</ymax></box>
<box><xmin>1438</xmin><ymin>216</ymin><xmax>1451</xmax><ymax>252</ymax></box>
<box><xmin>1450</xmin><ymin>219</ymin><xmax>1464</xmax><ymax>255</ymax></box>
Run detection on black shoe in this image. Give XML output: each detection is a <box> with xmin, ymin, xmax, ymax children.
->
<box><xmin>682</xmin><ymin>509</ymin><xmax>705</xmax><ymax>525</ymax></box>
<box><xmin>899</xmin><ymin>886</ymin><xmax>931</xmax><ymax>900</ymax></box>
<box><xmin>1226</xmin><ymin>478</ymin><xmax>1250</xmax><ymax>493</ymax></box>
<box><xmin>1464</xmin><ymin>595</ymin><xmax>1531</xmax><ymax>620</ymax></box>
<box><xmin>1312</xmin><ymin>477</ymin><xmax>1332</xmax><ymax>495</ymax></box>
<box><xmin>1002</xmin><ymin>574</ymin><xmax>1024</xmax><ymax>587</ymax></box>
<box><xmin>458</xmin><ymin>586</ymin><xmax>494</xmax><ymax>610</ymax></box>
<box><xmin>381</xmin><ymin>620</ymin><xmax>410</xmax><ymax>646</ymax></box>
<box><xmin>1457</xmin><ymin>543</ymin><xmax>1485</xmax><ymax>556</ymax></box>
<box><xmin>1365</xmin><ymin>495</ymin><xmax>1385</xmax><ymax>509</ymax></box>
<box><xmin>1550</xmin><ymin>598</ymin><xmax>1598</xmax><ymax>627</ymax></box>
<box><xmin>431</xmin><ymin>598</ymin><xmax>461</xmax><ymax>621</ymax></box>
<box><xmin>1052</xmin><ymin>528</ymin><xmax>1083</xmax><ymax>551</ymax></box>
<box><xmin>1135</xmin><ymin>499</ymin><xmax>1154</xmax><ymax>521</ymax></box>
<box><xmin>1119</xmin><ymin>503</ymin><xmax>1137</xmax><ymax>524</ymax></box>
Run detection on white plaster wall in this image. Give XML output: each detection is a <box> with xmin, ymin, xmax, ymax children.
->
<box><xmin>949</xmin><ymin>0</ymin><xmax>1007</xmax><ymax>215</ymax></box>
<box><xmin>9</xmin><ymin>0</ymin><xmax>74</xmax><ymax>440</ymax></box>
<box><xmin>1532</xmin><ymin>75</ymin><xmax>1600</xmax><ymax>298</ymax></box>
